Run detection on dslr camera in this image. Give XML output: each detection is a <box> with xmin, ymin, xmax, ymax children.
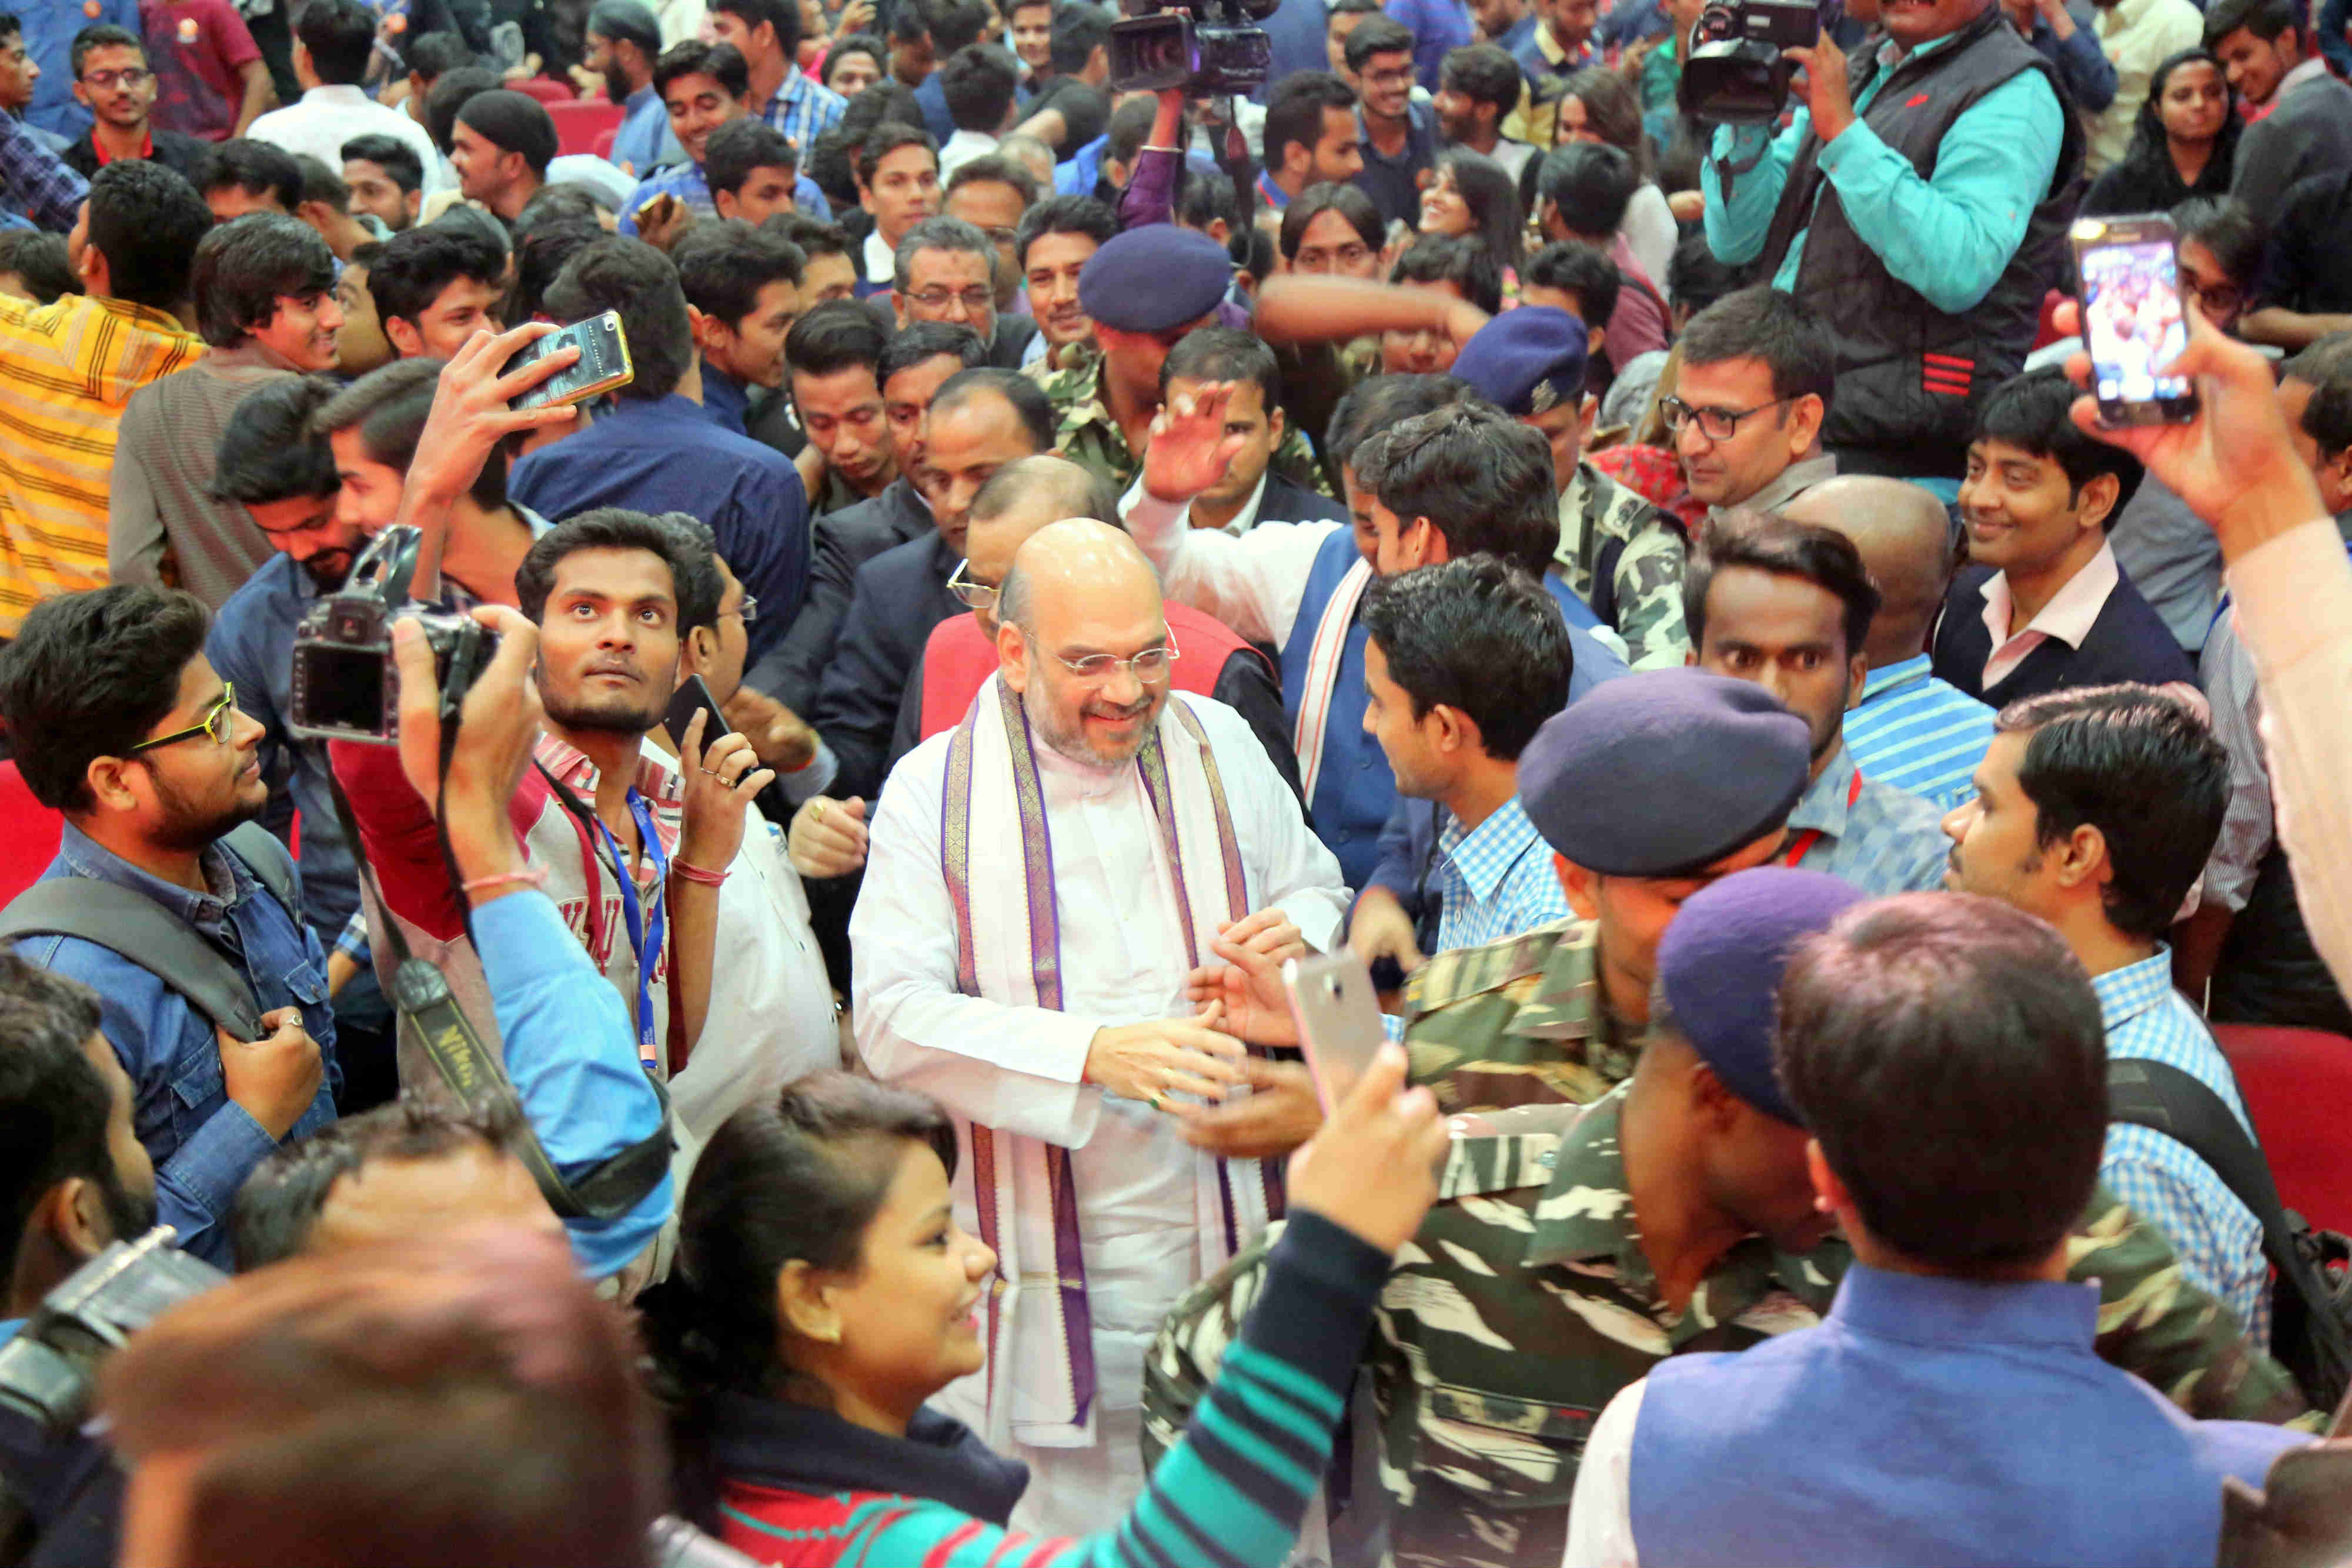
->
<box><xmin>0</xmin><ymin>1229</ymin><xmax>223</xmax><ymax>1438</ymax></box>
<box><xmin>287</xmin><ymin>524</ymin><xmax>499</xmax><ymax>745</ymax></box>
<box><xmin>1109</xmin><ymin>0</ymin><xmax>1275</xmax><ymax>96</ymax></box>
<box><xmin>1678</xmin><ymin>0</ymin><xmax>1820</xmax><ymax>122</ymax></box>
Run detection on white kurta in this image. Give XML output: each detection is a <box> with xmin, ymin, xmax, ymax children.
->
<box><xmin>850</xmin><ymin>690</ymin><xmax>1347</xmax><ymax>1533</ymax></box>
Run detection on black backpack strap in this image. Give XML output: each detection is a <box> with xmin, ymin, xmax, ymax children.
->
<box><xmin>0</xmin><ymin>880</ymin><xmax>265</xmax><ymax>1040</ymax></box>
<box><xmin>2108</xmin><ymin>1057</ymin><xmax>2352</xmax><ymax>1411</ymax></box>
<box><xmin>219</xmin><ymin>821</ymin><xmax>299</xmax><ymax>923</ymax></box>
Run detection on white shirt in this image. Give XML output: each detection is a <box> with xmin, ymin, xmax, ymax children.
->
<box><xmin>939</xmin><ymin>128</ymin><xmax>1001</xmax><ymax>179</ymax></box>
<box><xmin>1121</xmin><ymin>481</ymin><xmax>1347</xmax><ymax>650</ymax></box>
<box><xmin>851</xmin><ymin>691</ymin><xmax>1347</xmax><ymax>1415</ymax></box>
<box><xmin>1562</xmin><ymin>1379</ymin><xmax>1648</xmax><ymax>1567</ymax></box>
<box><xmin>248</xmin><ymin>84</ymin><xmax>451</xmax><ymax>195</ymax></box>
<box><xmin>2086</xmin><ymin>0</ymin><xmax>2203</xmax><ymax>173</ymax></box>
<box><xmin>1621</xmin><ymin>182</ymin><xmax>1677</xmax><ymax>299</ymax></box>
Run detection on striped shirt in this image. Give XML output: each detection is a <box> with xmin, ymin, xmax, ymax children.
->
<box><xmin>2093</xmin><ymin>949</ymin><xmax>2271</xmax><ymax>1346</ymax></box>
<box><xmin>1432</xmin><ymin>795</ymin><xmax>1573</xmax><ymax>955</ymax></box>
<box><xmin>1843</xmin><ymin>654</ymin><xmax>1998</xmax><ymax>814</ymax></box>
<box><xmin>0</xmin><ymin>291</ymin><xmax>205</xmax><ymax>637</ymax></box>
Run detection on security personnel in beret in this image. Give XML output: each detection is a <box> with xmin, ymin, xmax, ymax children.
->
<box><xmin>1145</xmin><ymin>862</ymin><xmax>2314</xmax><ymax>1568</ymax></box>
<box><xmin>1024</xmin><ymin>224</ymin><xmax>1324</xmax><ymax>497</ymax></box>
<box><xmin>1452</xmin><ymin>306</ymin><xmax>1695</xmax><ymax>672</ymax></box>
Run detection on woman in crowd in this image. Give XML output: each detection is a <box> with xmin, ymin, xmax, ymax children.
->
<box><xmin>2083</xmin><ymin>48</ymin><xmax>2240</xmax><ymax>216</ymax></box>
<box><xmin>823</xmin><ymin>32</ymin><xmax>887</xmax><ymax>97</ymax></box>
<box><xmin>648</xmin><ymin>1059</ymin><xmax>1445</xmax><ymax>1567</ymax></box>
<box><xmin>1553</xmin><ymin>67</ymin><xmax>1677</xmax><ymax>289</ymax></box>
<box><xmin>1418</xmin><ymin>149</ymin><xmax>1525</xmax><ymax>289</ymax></box>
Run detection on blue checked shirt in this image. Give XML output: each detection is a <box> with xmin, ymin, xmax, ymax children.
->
<box><xmin>755</xmin><ymin>68</ymin><xmax>847</xmax><ymax>161</ymax></box>
<box><xmin>1788</xmin><ymin>742</ymin><xmax>1953</xmax><ymax>895</ymax></box>
<box><xmin>2094</xmin><ymin>950</ymin><xmax>2271</xmax><ymax>1347</ymax></box>
<box><xmin>616</xmin><ymin>156</ymin><xmax>831</xmax><ymax>237</ymax></box>
<box><xmin>1382</xmin><ymin>795</ymin><xmax>1571</xmax><ymax>1039</ymax></box>
<box><xmin>1844</xmin><ymin>655</ymin><xmax>1998</xmax><ymax>816</ymax></box>
<box><xmin>0</xmin><ymin>109</ymin><xmax>87</xmax><ymax>233</ymax></box>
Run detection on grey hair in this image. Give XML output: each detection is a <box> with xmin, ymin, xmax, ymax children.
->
<box><xmin>893</xmin><ymin>214</ymin><xmax>995</xmax><ymax>294</ymax></box>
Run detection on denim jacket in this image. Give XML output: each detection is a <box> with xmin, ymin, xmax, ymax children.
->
<box><xmin>14</xmin><ymin>823</ymin><xmax>340</xmax><ymax>1266</ymax></box>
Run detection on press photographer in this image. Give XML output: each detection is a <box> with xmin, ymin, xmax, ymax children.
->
<box><xmin>1697</xmin><ymin>0</ymin><xmax>2087</xmax><ymax>488</ymax></box>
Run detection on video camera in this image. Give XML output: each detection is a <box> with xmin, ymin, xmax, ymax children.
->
<box><xmin>1677</xmin><ymin>0</ymin><xmax>1822</xmax><ymax>123</ymax></box>
<box><xmin>286</xmin><ymin>524</ymin><xmax>499</xmax><ymax>745</ymax></box>
<box><xmin>1108</xmin><ymin>0</ymin><xmax>1275</xmax><ymax>96</ymax></box>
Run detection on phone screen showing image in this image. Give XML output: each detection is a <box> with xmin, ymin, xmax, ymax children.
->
<box><xmin>2079</xmin><ymin>238</ymin><xmax>2193</xmax><ymax>412</ymax></box>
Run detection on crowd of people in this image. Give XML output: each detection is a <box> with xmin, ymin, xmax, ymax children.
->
<box><xmin>0</xmin><ymin>0</ymin><xmax>2350</xmax><ymax>1558</ymax></box>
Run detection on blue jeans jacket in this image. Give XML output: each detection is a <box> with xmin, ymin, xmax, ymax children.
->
<box><xmin>15</xmin><ymin>823</ymin><xmax>339</xmax><ymax>1266</ymax></box>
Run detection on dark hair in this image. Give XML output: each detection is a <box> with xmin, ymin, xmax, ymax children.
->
<box><xmin>1434</xmin><ymin>148</ymin><xmax>1524</xmax><ymax>273</ymax></box>
<box><xmin>230</xmin><ymin>1095</ymin><xmax>528</xmax><ymax>1271</ymax></box>
<box><xmin>544</xmin><ymin>237</ymin><xmax>693</xmax><ymax>400</ymax></box>
<box><xmin>455</xmin><ymin>90</ymin><xmax>559</xmax><ymax>177</ymax></box>
<box><xmin>1558</xmin><ymin>66</ymin><xmax>1645</xmax><ymax>165</ymax></box>
<box><xmin>86</xmin><ymin>162</ymin><xmax>215</xmax><ymax>310</ymax></box>
<box><xmin>516</xmin><ymin>507</ymin><xmax>719</xmax><ymax>631</ymax></box>
<box><xmin>212</xmin><ymin>375</ymin><xmax>342</xmax><ymax>503</ymax></box>
<box><xmin>422</xmin><ymin>66</ymin><xmax>503</xmax><ymax>152</ymax></box>
<box><xmin>1011</xmin><ymin>194</ymin><xmax>1113</xmax><ymax>275</ymax></box>
<box><xmin>713</xmin><ymin>0</ymin><xmax>802</xmax><ymax>57</ymax></box>
<box><xmin>891</xmin><ymin>213</ymin><xmax>993</xmax><ymax>292</ymax></box>
<box><xmin>192</xmin><ymin>212</ymin><xmax>336</xmax><ymax>347</ymax></box>
<box><xmin>1666</xmin><ymin>228</ymin><xmax>1739</xmax><ymax>313</ymax></box>
<box><xmin>1278</xmin><ymin>180</ymin><xmax>1382</xmax><ymax>262</ymax></box>
<box><xmin>1439</xmin><ymin>43</ymin><xmax>1521</xmax><ymax>117</ymax></box>
<box><xmin>1325</xmin><ymin>371</ymin><xmax>1469</xmax><ymax>473</ymax></box>
<box><xmin>509</xmin><ymin>213</ymin><xmax>605</xmax><ymax>325</ymax></box>
<box><xmin>804</xmin><ymin>126</ymin><xmax>859</xmax><ymax>207</ymax></box>
<box><xmin>517</xmin><ymin>181</ymin><xmax>616</xmax><ymax>228</ymax></box>
<box><xmin>653</xmin><ymin>38</ymin><xmax>750</xmax><ymax>100</ymax></box>
<box><xmin>784</xmin><ymin>297</ymin><xmax>888</xmax><ymax>379</ymax></box>
<box><xmin>1354</xmin><ymin>402</ymin><xmax>1557</xmax><ymax>576</ymax></box>
<box><xmin>0</xmin><ymin>585</ymin><xmax>212</xmax><ymax>813</ymax></box>
<box><xmin>928</xmin><ymin>366</ymin><xmax>1055</xmax><ymax>450</ymax></box>
<box><xmin>1522</xmin><ymin>239</ymin><xmax>1619</xmax><ymax>329</ymax></box>
<box><xmin>1048</xmin><ymin>2</ymin><xmax>1108</xmax><ymax>72</ymax></box>
<box><xmin>948</xmin><ymin>152</ymin><xmax>1039</xmax><ymax>209</ymax></box>
<box><xmin>291</xmin><ymin>152</ymin><xmax>350</xmax><ymax>212</ymax></box>
<box><xmin>0</xmin><ymin>954</ymin><xmax>116</xmax><ymax>1289</ymax></box>
<box><xmin>367</xmin><ymin>221</ymin><xmax>507</xmax><ymax>335</ymax></box>
<box><xmin>940</xmin><ymin>42</ymin><xmax>1018</xmax><ymax>132</ymax></box>
<box><xmin>673</xmin><ymin>220</ymin><xmax>804</xmax><ymax>328</ymax></box>
<box><xmin>317</xmin><ymin>357</ymin><xmax>510</xmax><ymax>511</ymax></box>
<box><xmin>928</xmin><ymin>0</ymin><xmax>991</xmax><ymax>55</ymax></box>
<box><xmin>1264</xmin><ymin>71</ymin><xmax>1357</xmax><ymax>172</ymax></box>
<box><xmin>1994</xmin><ymin>684</ymin><xmax>2230</xmax><ymax>941</ymax></box>
<box><xmin>2203</xmin><ymin>0</ymin><xmax>2301</xmax><ymax>49</ymax></box>
<box><xmin>1160</xmin><ymin>325</ymin><xmax>1281</xmax><ymax>410</ymax></box>
<box><xmin>0</xmin><ymin>229</ymin><xmax>78</xmax><ymax>303</ymax></box>
<box><xmin>823</xmin><ymin>32</ymin><xmax>886</xmax><ymax>89</ymax></box>
<box><xmin>1679</xmin><ymin>285</ymin><xmax>1838</xmax><ymax>406</ymax></box>
<box><xmin>1328</xmin><ymin>0</ymin><xmax>1383</xmax><ymax>20</ymax></box>
<box><xmin>763</xmin><ymin>210</ymin><xmax>852</xmax><ymax>262</ymax></box>
<box><xmin>1389</xmin><ymin>230</ymin><xmax>1502</xmax><ymax>315</ymax></box>
<box><xmin>1342</xmin><ymin>12</ymin><xmax>1414</xmax><ymax>72</ymax></box>
<box><xmin>2170</xmin><ymin>193</ymin><xmax>2264</xmax><ymax>287</ymax></box>
<box><xmin>68</xmin><ymin>22</ymin><xmax>141</xmax><ymax>76</ymax></box>
<box><xmin>1538</xmin><ymin>141</ymin><xmax>1637</xmax><ymax>238</ymax></box>
<box><xmin>1683</xmin><ymin>514</ymin><xmax>1879</xmax><ymax>660</ymax></box>
<box><xmin>195</xmin><ymin>137</ymin><xmax>304</xmax><ymax>211</ymax></box>
<box><xmin>1973</xmin><ymin>367</ymin><xmax>2144</xmax><ymax>523</ymax></box>
<box><xmin>705</xmin><ymin>117</ymin><xmax>797</xmax><ymax>197</ymax></box>
<box><xmin>2111</xmin><ymin>50</ymin><xmax>2239</xmax><ymax>192</ymax></box>
<box><xmin>878</xmin><ymin>319</ymin><xmax>988</xmax><ymax>382</ymax></box>
<box><xmin>403</xmin><ymin>29</ymin><xmax>477</xmax><ymax>82</ymax></box>
<box><xmin>968</xmin><ymin>453</ymin><xmax>1119</xmax><ymax>529</ymax></box>
<box><xmin>587</xmin><ymin>0</ymin><xmax>663</xmax><ymax>54</ymax></box>
<box><xmin>890</xmin><ymin>0</ymin><xmax>932</xmax><ymax>42</ymax></box>
<box><xmin>1776</xmin><ymin>894</ymin><xmax>2107</xmax><ymax>1272</ymax></box>
<box><xmin>0</xmin><ymin>11</ymin><xmax>18</xmax><ymax>45</ymax></box>
<box><xmin>840</xmin><ymin>76</ymin><xmax>926</xmax><ymax>141</ymax></box>
<box><xmin>1361</xmin><ymin>554</ymin><xmax>1571</xmax><ymax>760</ymax></box>
<box><xmin>856</xmin><ymin>121</ymin><xmax>939</xmax><ymax>187</ymax></box>
<box><xmin>2280</xmin><ymin>331</ymin><xmax>2352</xmax><ymax>460</ymax></box>
<box><xmin>295</xmin><ymin>0</ymin><xmax>377</xmax><ymax>83</ymax></box>
<box><xmin>1105</xmin><ymin>92</ymin><xmax>1157</xmax><ymax>166</ymax></box>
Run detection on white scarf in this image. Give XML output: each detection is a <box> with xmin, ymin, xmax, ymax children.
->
<box><xmin>1291</xmin><ymin>556</ymin><xmax>1373</xmax><ymax>802</ymax></box>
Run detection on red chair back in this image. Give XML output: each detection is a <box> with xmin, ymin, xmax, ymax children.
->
<box><xmin>2213</xmin><ymin>1023</ymin><xmax>2352</xmax><ymax>1236</ymax></box>
<box><xmin>0</xmin><ymin>760</ymin><xmax>64</xmax><ymax>905</ymax></box>
<box><xmin>511</xmin><ymin>75</ymin><xmax>576</xmax><ymax>105</ymax></box>
<box><xmin>546</xmin><ymin>98</ymin><xmax>626</xmax><ymax>158</ymax></box>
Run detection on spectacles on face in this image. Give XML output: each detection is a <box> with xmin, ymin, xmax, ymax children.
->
<box><xmin>1660</xmin><ymin>394</ymin><xmax>1793</xmax><ymax>442</ymax></box>
<box><xmin>128</xmin><ymin>684</ymin><xmax>238</xmax><ymax>754</ymax></box>
<box><xmin>81</xmin><ymin>66</ymin><xmax>151</xmax><ymax>89</ymax></box>
<box><xmin>1054</xmin><ymin>632</ymin><xmax>1181</xmax><ymax>684</ymax></box>
<box><xmin>908</xmin><ymin>285</ymin><xmax>995</xmax><ymax>314</ymax></box>
<box><xmin>2183</xmin><ymin>278</ymin><xmax>2243</xmax><ymax>317</ymax></box>
<box><xmin>725</xmin><ymin>593</ymin><xmax>759</xmax><ymax>624</ymax></box>
<box><xmin>947</xmin><ymin>557</ymin><xmax>998</xmax><ymax>609</ymax></box>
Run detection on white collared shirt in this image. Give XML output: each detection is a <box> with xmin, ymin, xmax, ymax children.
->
<box><xmin>246</xmin><ymin>83</ymin><xmax>450</xmax><ymax>194</ymax></box>
<box><xmin>1978</xmin><ymin>539</ymin><xmax>2122</xmax><ymax>691</ymax></box>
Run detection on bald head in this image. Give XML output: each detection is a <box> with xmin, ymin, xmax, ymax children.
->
<box><xmin>1782</xmin><ymin>476</ymin><xmax>1957</xmax><ymax>670</ymax></box>
<box><xmin>965</xmin><ymin>458</ymin><xmax>1125</xmax><ymax>635</ymax></box>
<box><xmin>1000</xmin><ymin>517</ymin><xmax>1160</xmax><ymax>634</ymax></box>
<box><xmin>998</xmin><ymin>519</ymin><xmax>1172</xmax><ymax>767</ymax></box>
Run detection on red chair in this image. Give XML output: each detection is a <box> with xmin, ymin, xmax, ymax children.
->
<box><xmin>2213</xmin><ymin>1023</ymin><xmax>2352</xmax><ymax>1236</ymax></box>
<box><xmin>511</xmin><ymin>75</ymin><xmax>576</xmax><ymax>106</ymax></box>
<box><xmin>546</xmin><ymin>98</ymin><xmax>626</xmax><ymax>159</ymax></box>
<box><xmin>593</xmin><ymin>125</ymin><xmax>618</xmax><ymax>163</ymax></box>
<box><xmin>0</xmin><ymin>759</ymin><xmax>64</xmax><ymax>905</ymax></box>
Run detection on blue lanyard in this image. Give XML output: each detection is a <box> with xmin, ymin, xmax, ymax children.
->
<box><xmin>587</xmin><ymin>790</ymin><xmax>669</xmax><ymax>1068</ymax></box>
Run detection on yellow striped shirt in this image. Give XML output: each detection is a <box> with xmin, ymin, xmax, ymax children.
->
<box><xmin>0</xmin><ymin>292</ymin><xmax>206</xmax><ymax>637</ymax></box>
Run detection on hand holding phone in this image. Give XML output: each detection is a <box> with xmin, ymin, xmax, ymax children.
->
<box><xmin>503</xmin><ymin>309</ymin><xmax>634</xmax><ymax>411</ymax></box>
<box><xmin>663</xmin><ymin>674</ymin><xmax>726</xmax><ymax>763</ymax></box>
<box><xmin>2070</xmin><ymin>214</ymin><xmax>2199</xmax><ymax>427</ymax></box>
<box><xmin>1284</xmin><ymin>951</ymin><xmax>1390</xmax><ymax>1111</ymax></box>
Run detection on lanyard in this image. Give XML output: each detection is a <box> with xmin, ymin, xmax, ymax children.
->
<box><xmin>587</xmin><ymin>790</ymin><xmax>669</xmax><ymax>1068</ymax></box>
<box><xmin>1783</xmin><ymin>769</ymin><xmax>1864</xmax><ymax>868</ymax></box>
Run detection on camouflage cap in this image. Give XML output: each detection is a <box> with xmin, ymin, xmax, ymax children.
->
<box><xmin>1520</xmin><ymin>668</ymin><xmax>1811</xmax><ymax>877</ymax></box>
<box><xmin>1656</xmin><ymin>866</ymin><xmax>1866</xmax><ymax>1125</ymax></box>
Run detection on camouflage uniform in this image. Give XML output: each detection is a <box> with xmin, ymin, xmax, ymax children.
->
<box><xmin>1399</xmin><ymin>917</ymin><xmax>1642</xmax><ymax>1111</ymax></box>
<box><xmin>1144</xmin><ymin>1089</ymin><xmax>2314</xmax><ymax>1568</ymax></box>
<box><xmin>1025</xmin><ymin>353</ymin><xmax>1329</xmax><ymax>502</ymax></box>
<box><xmin>1555</xmin><ymin>461</ymin><xmax>1692</xmax><ymax>672</ymax></box>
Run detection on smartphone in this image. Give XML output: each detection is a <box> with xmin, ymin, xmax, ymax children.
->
<box><xmin>1284</xmin><ymin>951</ymin><xmax>1389</xmax><ymax>1111</ymax></box>
<box><xmin>2070</xmin><ymin>215</ymin><xmax>2199</xmax><ymax>427</ymax></box>
<box><xmin>663</xmin><ymin>674</ymin><xmax>726</xmax><ymax>760</ymax></box>
<box><xmin>505</xmin><ymin>310</ymin><xmax>634</xmax><ymax>411</ymax></box>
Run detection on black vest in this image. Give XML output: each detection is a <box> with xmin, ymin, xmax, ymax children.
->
<box><xmin>1760</xmin><ymin>7</ymin><xmax>2086</xmax><ymax>477</ymax></box>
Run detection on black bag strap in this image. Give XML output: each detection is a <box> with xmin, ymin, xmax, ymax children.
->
<box><xmin>2107</xmin><ymin>1057</ymin><xmax>2352</xmax><ymax>1410</ymax></box>
<box><xmin>0</xmin><ymin>880</ymin><xmax>265</xmax><ymax>1040</ymax></box>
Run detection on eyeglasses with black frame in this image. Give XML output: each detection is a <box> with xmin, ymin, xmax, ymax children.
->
<box><xmin>1659</xmin><ymin>394</ymin><xmax>1796</xmax><ymax>442</ymax></box>
<box><xmin>127</xmin><ymin>685</ymin><xmax>239</xmax><ymax>754</ymax></box>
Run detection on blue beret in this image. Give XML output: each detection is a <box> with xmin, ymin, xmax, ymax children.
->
<box><xmin>1519</xmin><ymin>669</ymin><xmax>1812</xmax><ymax>877</ymax></box>
<box><xmin>1449</xmin><ymin>306</ymin><xmax>1590</xmax><ymax>418</ymax></box>
<box><xmin>1079</xmin><ymin>225</ymin><xmax>1233</xmax><ymax>333</ymax></box>
<box><xmin>1656</xmin><ymin>867</ymin><xmax>1867</xmax><ymax>1124</ymax></box>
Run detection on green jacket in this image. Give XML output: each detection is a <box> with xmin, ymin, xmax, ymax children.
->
<box><xmin>1025</xmin><ymin>353</ymin><xmax>1328</xmax><ymax>501</ymax></box>
<box><xmin>1398</xmin><ymin>916</ymin><xmax>1643</xmax><ymax>1110</ymax></box>
<box><xmin>1555</xmin><ymin>460</ymin><xmax>1692</xmax><ymax>672</ymax></box>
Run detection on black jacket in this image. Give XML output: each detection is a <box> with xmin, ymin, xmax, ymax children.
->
<box><xmin>1252</xmin><ymin>475</ymin><xmax>1349</xmax><ymax>530</ymax></box>
<box><xmin>59</xmin><ymin>126</ymin><xmax>209</xmax><ymax>183</ymax></box>
<box><xmin>810</xmin><ymin>529</ymin><xmax>964</xmax><ymax>800</ymax></box>
<box><xmin>746</xmin><ymin>478</ymin><xmax>933</xmax><ymax>716</ymax></box>
<box><xmin>703</xmin><ymin>1388</ymin><xmax>1027</xmax><ymax>1526</ymax></box>
<box><xmin>1930</xmin><ymin>560</ymin><xmax>2193</xmax><ymax>708</ymax></box>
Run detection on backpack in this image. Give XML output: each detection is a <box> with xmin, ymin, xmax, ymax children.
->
<box><xmin>2107</xmin><ymin>1058</ymin><xmax>2352</xmax><ymax>1414</ymax></box>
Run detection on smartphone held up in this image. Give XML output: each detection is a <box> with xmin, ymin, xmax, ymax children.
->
<box><xmin>2070</xmin><ymin>215</ymin><xmax>2200</xmax><ymax>427</ymax></box>
<box><xmin>503</xmin><ymin>310</ymin><xmax>635</xmax><ymax>411</ymax></box>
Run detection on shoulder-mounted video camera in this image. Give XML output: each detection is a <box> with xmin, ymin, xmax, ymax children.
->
<box><xmin>1110</xmin><ymin>0</ymin><xmax>1276</xmax><ymax>96</ymax></box>
<box><xmin>1678</xmin><ymin>0</ymin><xmax>1824</xmax><ymax>123</ymax></box>
<box><xmin>286</xmin><ymin>524</ymin><xmax>499</xmax><ymax>746</ymax></box>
